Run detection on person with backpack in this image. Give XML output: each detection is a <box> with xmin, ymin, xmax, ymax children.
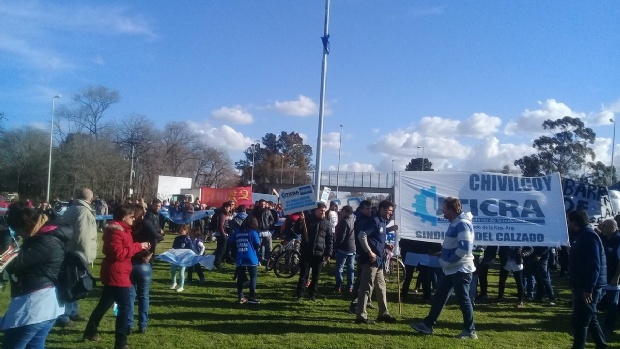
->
<box><xmin>57</xmin><ymin>188</ymin><xmax>98</xmax><ymax>328</ymax></box>
<box><xmin>170</xmin><ymin>224</ymin><xmax>193</xmax><ymax>292</ymax></box>
<box><xmin>83</xmin><ymin>204</ymin><xmax>150</xmax><ymax>349</ymax></box>
<box><xmin>1</xmin><ymin>202</ymin><xmax>71</xmax><ymax>348</ymax></box>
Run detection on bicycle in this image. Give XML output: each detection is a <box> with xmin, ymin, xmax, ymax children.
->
<box><xmin>273</xmin><ymin>240</ymin><xmax>301</xmax><ymax>278</ymax></box>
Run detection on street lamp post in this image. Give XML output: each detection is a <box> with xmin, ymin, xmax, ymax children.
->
<box><xmin>280</xmin><ymin>154</ymin><xmax>284</xmax><ymax>184</ymax></box>
<box><xmin>46</xmin><ymin>95</ymin><xmax>61</xmax><ymax>203</ymax></box>
<box><xmin>611</xmin><ymin>118</ymin><xmax>616</xmax><ymax>185</ymax></box>
<box><xmin>417</xmin><ymin>146</ymin><xmax>425</xmax><ymax>171</ymax></box>
<box><xmin>336</xmin><ymin>124</ymin><xmax>343</xmax><ymax>199</ymax></box>
<box><xmin>250</xmin><ymin>142</ymin><xmax>259</xmax><ymax>192</ymax></box>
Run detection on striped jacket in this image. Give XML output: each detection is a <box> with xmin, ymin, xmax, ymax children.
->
<box><xmin>439</xmin><ymin>212</ymin><xmax>475</xmax><ymax>275</ymax></box>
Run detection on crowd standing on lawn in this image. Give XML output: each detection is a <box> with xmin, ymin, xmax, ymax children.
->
<box><xmin>4</xmin><ymin>190</ymin><xmax>620</xmax><ymax>348</ymax></box>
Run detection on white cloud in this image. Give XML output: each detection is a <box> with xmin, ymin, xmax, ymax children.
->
<box><xmin>460</xmin><ymin>137</ymin><xmax>533</xmax><ymax>171</ymax></box>
<box><xmin>591</xmin><ymin>137</ymin><xmax>612</xmax><ymax>165</ymax></box>
<box><xmin>211</xmin><ymin>106</ymin><xmax>254</xmax><ymax>125</ymax></box>
<box><xmin>587</xmin><ymin>97</ymin><xmax>620</xmax><ymax>125</ymax></box>
<box><xmin>504</xmin><ymin>99</ymin><xmax>586</xmax><ymax>135</ymax></box>
<box><xmin>339</xmin><ymin>162</ymin><xmax>375</xmax><ymax>172</ymax></box>
<box><xmin>416</xmin><ymin>113</ymin><xmax>501</xmax><ymax>138</ymax></box>
<box><xmin>322</xmin><ymin>132</ymin><xmax>340</xmax><ymax>150</ymax></box>
<box><xmin>188</xmin><ymin>122</ymin><xmax>253</xmax><ymax>151</ymax></box>
<box><xmin>298</xmin><ymin>133</ymin><xmax>309</xmax><ymax>144</ymax></box>
<box><xmin>0</xmin><ymin>33</ymin><xmax>71</xmax><ymax>70</ymax></box>
<box><xmin>458</xmin><ymin>113</ymin><xmax>502</xmax><ymax>138</ymax></box>
<box><xmin>272</xmin><ymin>95</ymin><xmax>318</xmax><ymax>117</ymax></box>
<box><xmin>416</xmin><ymin>116</ymin><xmax>458</xmax><ymax>135</ymax></box>
<box><xmin>367</xmin><ymin>130</ymin><xmax>471</xmax><ymax>159</ymax></box>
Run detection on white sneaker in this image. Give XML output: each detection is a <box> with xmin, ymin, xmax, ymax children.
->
<box><xmin>456</xmin><ymin>330</ymin><xmax>478</xmax><ymax>340</ymax></box>
<box><xmin>176</xmin><ymin>287</ymin><xmax>184</xmax><ymax>293</ymax></box>
<box><xmin>170</xmin><ymin>283</ymin><xmax>177</xmax><ymax>290</ymax></box>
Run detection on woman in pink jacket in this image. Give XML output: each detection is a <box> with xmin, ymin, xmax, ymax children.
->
<box><xmin>83</xmin><ymin>205</ymin><xmax>149</xmax><ymax>349</ymax></box>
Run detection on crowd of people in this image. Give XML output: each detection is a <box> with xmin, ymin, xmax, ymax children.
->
<box><xmin>1</xmin><ymin>190</ymin><xmax>619</xmax><ymax>349</ymax></box>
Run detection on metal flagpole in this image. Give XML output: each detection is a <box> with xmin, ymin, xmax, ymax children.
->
<box><xmin>314</xmin><ymin>0</ymin><xmax>331</xmax><ymax>201</ymax></box>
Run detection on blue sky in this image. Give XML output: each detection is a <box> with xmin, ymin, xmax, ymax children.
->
<box><xmin>2</xmin><ymin>1</ymin><xmax>619</xmax><ymax>175</ymax></box>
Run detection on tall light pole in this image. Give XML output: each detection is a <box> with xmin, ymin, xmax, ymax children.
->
<box><xmin>280</xmin><ymin>154</ymin><xmax>284</xmax><ymax>184</ymax></box>
<box><xmin>392</xmin><ymin>159</ymin><xmax>394</xmax><ymax>173</ymax></box>
<box><xmin>417</xmin><ymin>146</ymin><xmax>425</xmax><ymax>171</ymax></box>
<box><xmin>314</xmin><ymin>0</ymin><xmax>331</xmax><ymax>201</ymax></box>
<box><xmin>611</xmin><ymin>118</ymin><xmax>616</xmax><ymax>185</ymax></box>
<box><xmin>336</xmin><ymin>124</ymin><xmax>343</xmax><ymax>199</ymax></box>
<box><xmin>128</xmin><ymin>143</ymin><xmax>135</xmax><ymax>197</ymax></box>
<box><xmin>47</xmin><ymin>95</ymin><xmax>61</xmax><ymax>203</ymax></box>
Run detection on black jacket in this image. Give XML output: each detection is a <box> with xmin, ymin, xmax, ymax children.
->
<box><xmin>334</xmin><ymin>215</ymin><xmax>355</xmax><ymax>254</ymax></box>
<box><xmin>256</xmin><ymin>208</ymin><xmax>275</xmax><ymax>231</ymax></box>
<box><xmin>7</xmin><ymin>224</ymin><xmax>73</xmax><ymax>296</ymax></box>
<box><xmin>132</xmin><ymin>219</ymin><xmax>164</xmax><ymax>264</ymax></box>
<box><xmin>295</xmin><ymin>214</ymin><xmax>333</xmax><ymax>258</ymax></box>
<box><xmin>498</xmin><ymin>246</ymin><xmax>534</xmax><ymax>267</ymax></box>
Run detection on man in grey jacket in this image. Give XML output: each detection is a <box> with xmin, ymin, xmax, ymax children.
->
<box><xmin>57</xmin><ymin>188</ymin><xmax>98</xmax><ymax>327</ymax></box>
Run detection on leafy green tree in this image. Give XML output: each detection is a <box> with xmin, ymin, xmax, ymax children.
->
<box><xmin>585</xmin><ymin>161</ymin><xmax>618</xmax><ymax>186</ymax></box>
<box><xmin>405</xmin><ymin>158</ymin><xmax>433</xmax><ymax>171</ymax></box>
<box><xmin>236</xmin><ymin>131</ymin><xmax>313</xmax><ymax>193</ymax></box>
<box><xmin>514</xmin><ymin>116</ymin><xmax>595</xmax><ymax>178</ymax></box>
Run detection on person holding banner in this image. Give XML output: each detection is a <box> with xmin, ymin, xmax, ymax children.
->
<box><xmin>411</xmin><ymin>197</ymin><xmax>477</xmax><ymax>339</ymax></box>
<box><xmin>567</xmin><ymin>210</ymin><xmax>607</xmax><ymax>349</ymax></box>
<box><xmin>294</xmin><ymin>202</ymin><xmax>332</xmax><ymax>301</ymax></box>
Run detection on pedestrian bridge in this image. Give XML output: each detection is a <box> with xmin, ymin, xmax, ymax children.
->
<box><xmin>269</xmin><ymin>171</ymin><xmax>395</xmax><ymax>195</ymax></box>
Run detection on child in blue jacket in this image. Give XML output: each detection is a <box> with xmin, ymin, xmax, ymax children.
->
<box><xmin>229</xmin><ymin>216</ymin><xmax>261</xmax><ymax>304</ymax></box>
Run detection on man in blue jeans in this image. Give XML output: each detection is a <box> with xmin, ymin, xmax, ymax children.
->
<box><xmin>568</xmin><ymin>210</ymin><xmax>607</xmax><ymax>349</ymax></box>
<box><xmin>411</xmin><ymin>197</ymin><xmax>477</xmax><ymax>339</ymax></box>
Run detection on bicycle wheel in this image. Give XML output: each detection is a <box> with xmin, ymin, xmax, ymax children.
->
<box><xmin>385</xmin><ymin>256</ymin><xmax>405</xmax><ymax>283</ymax></box>
<box><xmin>274</xmin><ymin>250</ymin><xmax>301</xmax><ymax>278</ymax></box>
<box><xmin>265</xmin><ymin>245</ymin><xmax>282</xmax><ymax>271</ymax></box>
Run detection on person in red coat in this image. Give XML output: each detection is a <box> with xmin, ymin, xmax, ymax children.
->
<box><xmin>83</xmin><ymin>205</ymin><xmax>149</xmax><ymax>349</ymax></box>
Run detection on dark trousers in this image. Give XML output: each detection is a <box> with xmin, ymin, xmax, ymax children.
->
<box><xmin>498</xmin><ymin>268</ymin><xmax>524</xmax><ymax>302</ymax></box>
<box><xmin>296</xmin><ymin>254</ymin><xmax>324</xmax><ymax>298</ymax></box>
<box><xmin>534</xmin><ymin>261</ymin><xmax>555</xmax><ymax>301</ymax></box>
<box><xmin>84</xmin><ymin>286</ymin><xmax>131</xmax><ymax>349</ymax></box>
<box><xmin>237</xmin><ymin>265</ymin><xmax>258</xmax><ymax>300</ymax></box>
<box><xmin>572</xmin><ymin>288</ymin><xmax>607</xmax><ymax>349</ymax></box>
<box><xmin>213</xmin><ymin>234</ymin><xmax>228</xmax><ymax>268</ymax></box>
<box><xmin>476</xmin><ymin>263</ymin><xmax>490</xmax><ymax>298</ymax></box>
<box><xmin>187</xmin><ymin>263</ymin><xmax>205</xmax><ymax>282</ymax></box>
<box><xmin>401</xmin><ymin>264</ymin><xmax>417</xmax><ymax>298</ymax></box>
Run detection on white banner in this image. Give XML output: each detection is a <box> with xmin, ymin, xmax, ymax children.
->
<box><xmin>561</xmin><ymin>178</ymin><xmax>611</xmax><ymax>216</ymax></box>
<box><xmin>394</xmin><ymin>172</ymin><xmax>569</xmax><ymax>246</ymax></box>
<box><xmin>281</xmin><ymin>185</ymin><xmax>318</xmax><ymax>215</ymax></box>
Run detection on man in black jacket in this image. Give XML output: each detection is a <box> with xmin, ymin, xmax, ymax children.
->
<box><xmin>294</xmin><ymin>202</ymin><xmax>333</xmax><ymax>301</ymax></box>
<box><xmin>254</xmin><ymin>200</ymin><xmax>275</xmax><ymax>263</ymax></box>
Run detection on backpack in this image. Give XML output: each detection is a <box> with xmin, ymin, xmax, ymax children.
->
<box><xmin>55</xmin><ymin>250</ymin><xmax>97</xmax><ymax>304</ymax></box>
<box><xmin>207</xmin><ymin>209</ymin><xmax>220</xmax><ymax>232</ymax></box>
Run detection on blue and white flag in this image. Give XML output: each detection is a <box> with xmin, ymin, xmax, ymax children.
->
<box><xmin>155</xmin><ymin>249</ymin><xmax>215</xmax><ymax>270</ymax></box>
<box><xmin>159</xmin><ymin>210</ymin><xmax>213</xmax><ymax>224</ymax></box>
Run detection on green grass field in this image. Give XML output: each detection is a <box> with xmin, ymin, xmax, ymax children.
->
<box><xmin>0</xmin><ymin>233</ymin><xmax>610</xmax><ymax>349</ymax></box>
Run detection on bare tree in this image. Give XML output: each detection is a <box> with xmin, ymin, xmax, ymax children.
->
<box><xmin>58</xmin><ymin>85</ymin><xmax>120</xmax><ymax>138</ymax></box>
